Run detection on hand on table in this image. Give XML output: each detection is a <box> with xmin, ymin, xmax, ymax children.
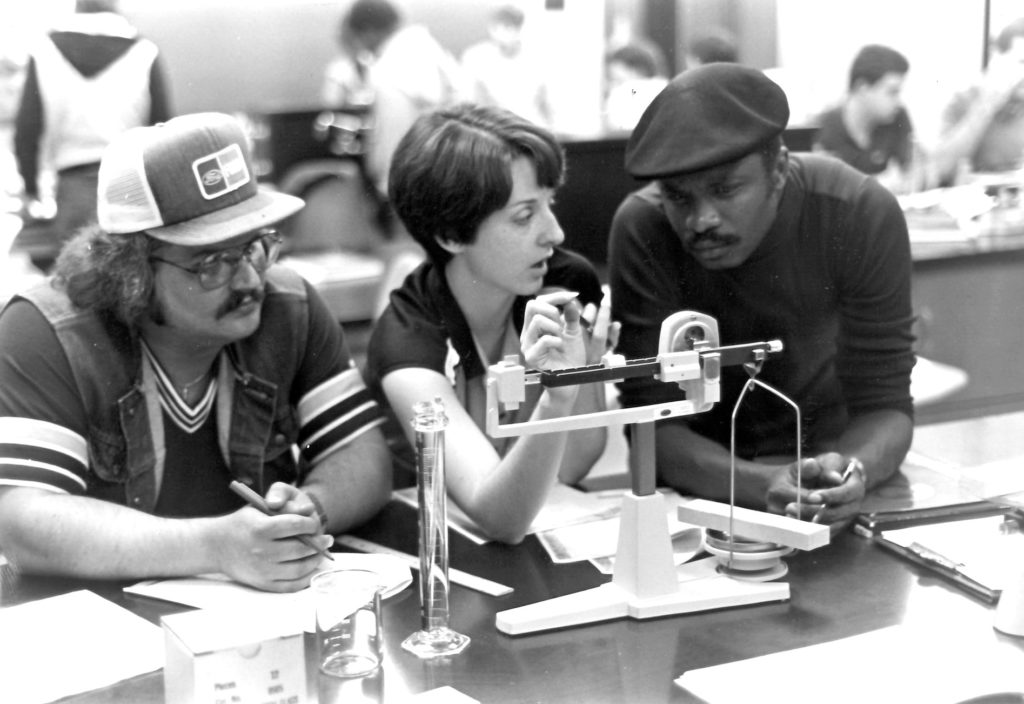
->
<box><xmin>765</xmin><ymin>453</ymin><xmax>866</xmax><ymax>525</ymax></box>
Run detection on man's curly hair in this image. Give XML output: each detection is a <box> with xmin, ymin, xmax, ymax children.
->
<box><xmin>52</xmin><ymin>225</ymin><xmax>159</xmax><ymax>327</ymax></box>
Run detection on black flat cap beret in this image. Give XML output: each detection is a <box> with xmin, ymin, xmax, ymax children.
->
<box><xmin>625</xmin><ymin>63</ymin><xmax>790</xmax><ymax>179</ymax></box>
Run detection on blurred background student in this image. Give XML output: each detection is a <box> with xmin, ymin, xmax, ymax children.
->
<box><xmin>461</xmin><ymin>4</ymin><xmax>552</xmax><ymax>129</ymax></box>
<box><xmin>931</xmin><ymin>16</ymin><xmax>1024</xmax><ymax>184</ymax></box>
<box><xmin>684</xmin><ymin>27</ymin><xmax>739</xmax><ymax>68</ymax></box>
<box><xmin>814</xmin><ymin>44</ymin><xmax>921</xmax><ymax>194</ymax></box>
<box><xmin>603</xmin><ymin>40</ymin><xmax>668</xmax><ymax>134</ymax></box>
<box><xmin>320</xmin><ymin>0</ymin><xmax>463</xmax><ymax>201</ymax></box>
<box><xmin>14</xmin><ymin>0</ymin><xmax>172</xmax><ymax>271</ymax></box>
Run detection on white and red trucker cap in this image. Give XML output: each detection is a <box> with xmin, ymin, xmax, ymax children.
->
<box><xmin>97</xmin><ymin>112</ymin><xmax>303</xmax><ymax>246</ymax></box>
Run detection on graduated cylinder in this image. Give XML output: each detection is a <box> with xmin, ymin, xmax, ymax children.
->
<box><xmin>401</xmin><ymin>397</ymin><xmax>470</xmax><ymax>658</ymax></box>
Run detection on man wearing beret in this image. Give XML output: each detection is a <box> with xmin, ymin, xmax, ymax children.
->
<box><xmin>609</xmin><ymin>63</ymin><xmax>915</xmax><ymax>524</ymax></box>
<box><xmin>0</xmin><ymin>113</ymin><xmax>392</xmax><ymax>591</ymax></box>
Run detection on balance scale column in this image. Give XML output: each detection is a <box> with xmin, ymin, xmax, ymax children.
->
<box><xmin>611</xmin><ymin>421</ymin><xmax>678</xmax><ymax>598</ymax></box>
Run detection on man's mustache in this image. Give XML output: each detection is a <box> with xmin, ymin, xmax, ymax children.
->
<box><xmin>217</xmin><ymin>288</ymin><xmax>265</xmax><ymax>318</ymax></box>
<box><xmin>689</xmin><ymin>229</ymin><xmax>735</xmax><ymax>247</ymax></box>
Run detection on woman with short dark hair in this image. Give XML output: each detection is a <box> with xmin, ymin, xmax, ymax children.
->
<box><xmin>366</xmin><ymin>104</ymin><xmax>617</xmax><ymax>544</ymax></box>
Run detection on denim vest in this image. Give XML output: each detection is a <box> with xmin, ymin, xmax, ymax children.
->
<box><xmin>17</xmin><ymin>268</ymin><xmax>311</xmax><ymax>512</ymax></box>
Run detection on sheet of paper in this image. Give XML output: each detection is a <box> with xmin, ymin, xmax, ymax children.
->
<box><xmin>0</xmin><ymin>590</ymin><xmax>163</xmax><ymax>704</ymax></box>
<box><xmin>537</xmin><ymin>489</ymin><xmax>700</xmax><ymax>566</ymax></box>
<box><xmin>881</xmin><ymin>514</ymin><xmax>1024</xmax><ymax>590</ymax></box>
<box><xmin>676</xmin><ymin>625</ymin><xmax>1023</xmax><ymax>703</ymax></box>
<box><xmin>589</xmin><ymin>523</ymin><xmax>703</xmax><ymax>575</ymax></box>
<box><xmin>125</xmin><ymin>553</ymin><xmax>411</xmax><ymax>633</ymax></box>
<box><xmin>396</xmin><ymin>686</ymin><xmax>480</xmax><ymax>703</ymax></box>
<box><xmin>956</xmin><ymin>454</ymin><xmax>1024</xmax><ymax>503</ymax></box>
<box><xmin>392</xmin><ymin>483</ymin><xmax>618</xmax><ymax>545</ymax></box>
<box><xmin>860</xmin><ymin>449</ymin><xmax>986</xmax><ymax>516</ymax></box>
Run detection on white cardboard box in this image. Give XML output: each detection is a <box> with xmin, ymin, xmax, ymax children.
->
<box><xmin>162</xmin><ymin>608</ymin><xmax>307</xmax><ymax>704</ymax></box>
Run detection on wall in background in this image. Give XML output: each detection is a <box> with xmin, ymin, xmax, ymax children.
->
<box><xmin>123</xmin><ymin>0</ymin><xmax>342</xmax><ymax>115</ymax></box>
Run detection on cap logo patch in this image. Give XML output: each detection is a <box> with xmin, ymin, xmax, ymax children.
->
<box><xmin>191</xmin><ymin>143</ymin><xmax>250</xmax><ymax>200</ymax></box>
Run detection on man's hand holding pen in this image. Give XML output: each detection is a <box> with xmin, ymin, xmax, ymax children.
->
<box><xmin>766</xmin><ymin>454</ymin><xmax>867</xmax><ymax>525</ymax></box>
<box><xmin>215</xmin><ymin>481</ymin><xmax>334</xmax><ymax>593</ymax></box>
<box><xmin>259</xmin><ymin>482</ymin><xmax>329</xmax><ymax>531</ymax></box>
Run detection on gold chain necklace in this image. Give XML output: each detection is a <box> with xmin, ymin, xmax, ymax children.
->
<box><xmin>179</xmin><ymin>369</ymin><xmax>211</xmax><ymax>397</ymax></box>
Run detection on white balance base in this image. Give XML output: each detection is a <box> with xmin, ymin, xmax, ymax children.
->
<box><xmin>496</xmin><ymin>556</ymin><xmax>789</xmax><ymax>635</ymax></box>
<box><xmin>495</xmin><ymin>491</ymin><xmax>792</xmax><ymax>636</ymax></box>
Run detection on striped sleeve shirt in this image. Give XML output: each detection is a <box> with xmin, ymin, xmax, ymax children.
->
<box><xmin>0</xmin><ymin>299</ymin><xmax>91</xmax><ymax>495</ymax></box>
<box><xmin>297</xmin><ymin>365</ymin><xmax>383</xmax><ymax>465</ymax></box>
<box><xmin>0</xmin><ymin>283</ymin><xmax>383</xmax><ymax>498</ymax></box>
<box><xmin>0</xmin><ymin>417</ymin><xmax>88</xmax><ymax>495</ymax></box>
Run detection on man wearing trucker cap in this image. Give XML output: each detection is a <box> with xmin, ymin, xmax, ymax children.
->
<box><xmin>0</xmin><ymin>112</ymin><xmax>391</xmax><ymax>592</ymax></box>
<box><xmin>609</xmin><ymin>63</ymin><xmax>916</xmax><ymax>527</ymax></box>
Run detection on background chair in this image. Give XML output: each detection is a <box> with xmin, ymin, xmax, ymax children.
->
<box><xmin>275</xmin><ymin>158</ymin><xmax>422</xmax><ymax>324</ymax></box>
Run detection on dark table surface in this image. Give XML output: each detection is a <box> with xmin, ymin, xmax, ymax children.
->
<box><xmin>4</xmin><ymin>497</ymin><xmax>1023</xmax><ymax>704</ymax></box>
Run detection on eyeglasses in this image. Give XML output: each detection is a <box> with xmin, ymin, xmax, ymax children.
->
<box><xmin>150</xmin><ymin>229</ymin><xmax>283</xmax><ymax>290</ymax></box>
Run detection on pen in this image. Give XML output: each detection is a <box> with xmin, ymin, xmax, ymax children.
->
<box><xmin>228</xmin><ymin>480</ymin><xmax>336</xmax><ymax>562</ymax></box>
<box><xmin>811</xmin><ymin>459</ymin><xmax>859</xmax><ymax>524</ymax></box>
